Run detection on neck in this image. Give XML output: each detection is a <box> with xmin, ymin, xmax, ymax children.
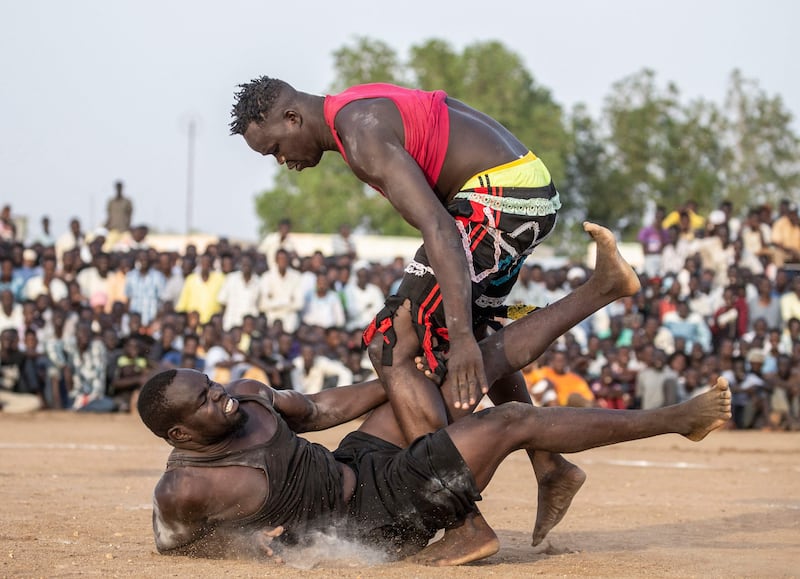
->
<box><xmin>301</xmin><ymin>92</ymin><xmax>338</xmax><ymax>151</ymax></box>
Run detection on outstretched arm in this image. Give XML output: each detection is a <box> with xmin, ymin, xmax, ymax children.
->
<box><xmin>228</xmin><ymin>378</ymin><xmax>388</xmax><ymax>433</ymax></box>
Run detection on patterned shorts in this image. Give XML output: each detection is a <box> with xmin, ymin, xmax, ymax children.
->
<box><xmin>363</xmin><ymin>152</ymin><xmax>561</xmax><ymax>380</ymax></box>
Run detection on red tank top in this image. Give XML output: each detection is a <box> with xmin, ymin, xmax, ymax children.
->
<box><xmin>323</xmin><ymin>83</ymin><xmax>450</xmax><ymax>191</ymax></box>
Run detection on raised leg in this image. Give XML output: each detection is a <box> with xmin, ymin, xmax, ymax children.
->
<box><xmin>449</xmin><ymin>378</ymin><xmax>732</xmax><ymax>491</ymax></box>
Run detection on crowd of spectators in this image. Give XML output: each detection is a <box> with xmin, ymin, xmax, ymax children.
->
<box><xmin>1</xmin><ymin>194</ymin><xmax>799</xmax><ymax>432</ymax></box>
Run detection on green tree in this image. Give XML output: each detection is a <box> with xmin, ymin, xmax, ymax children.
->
<box><xmin>330</xmin><ymin>37</ymin><xmax>404</xmax><ymax>90</ymax></box>
<box><xmin>720</xmin><ymin>69</ymin><xmax>800</xmax><ymax>210</ymax></box>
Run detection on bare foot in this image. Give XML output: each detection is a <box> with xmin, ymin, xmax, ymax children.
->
<box><xmin>682</xmin><ymin>377</ymin><xmax>732</xmax><ymax>441</ymax></box>
<box><xmin>583</xmin><ymin>222</ymin><xmax>641</xmax><ymax>298</ymax></box>
<box><xmin>531</xmin><ymin>462</ymin><xmax>586</xmax><ymax>547</ymax></box>
<box><xmin>410</xmin><ymin>512</ymin><xmax>500</xmax><ymax>566</ymax></box>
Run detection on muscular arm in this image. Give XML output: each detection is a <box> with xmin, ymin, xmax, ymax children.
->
<box><xmin>336</xmin><ymin>100</ymin><xmax>488</xmax><ymax>399</ymax></box>
<box><xmin>228</xmin><ymin>378</ymin><xmax>388</xmax><ymax>433</ymax></box>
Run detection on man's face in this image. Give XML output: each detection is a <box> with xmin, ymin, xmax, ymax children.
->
<box><xmin>243</xmin><ymin>117</ymin><xmax>323</xmax><ymax>173</ymax></box>
<box><xmin>168</xmin><ymin>370</ymin><xmax>247</xmax><ymax>445</ymax></box>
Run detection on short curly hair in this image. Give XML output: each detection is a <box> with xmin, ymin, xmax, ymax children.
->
<box><xmin>138</xmin><ymin>369</ymin><xmax>178</xmax><ymax>439</ymax></box>
<box><xmin>230</xmin><ymin>76</ymin><xmax>291</xmax><ymax>135</ymax></box>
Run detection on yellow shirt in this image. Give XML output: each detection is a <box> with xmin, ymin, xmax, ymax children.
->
<box><xmin>175</xmin><ymin>271</ymin><xmax>225</xmax><ymax>324</ymax></box>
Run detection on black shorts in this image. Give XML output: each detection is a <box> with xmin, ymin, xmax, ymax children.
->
<box><xmin>333</xmin><ymin>429</ymin><xmax>481</xmax><ymax>557</ymax></box>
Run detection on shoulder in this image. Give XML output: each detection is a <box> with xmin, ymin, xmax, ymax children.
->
<box><xmin>335</xmin><ymin>98</ymin><xmax>402</xmax><ymax>144</ymax></box>
<box><xmin>154</xmin><ymin>467</ymin><xmax>212</xmax><ymax>520</ymax></box>
<box><xmin>228</xmin><ymin>379</ymin><xmax>275</xmax><ymax>403</ymax></box>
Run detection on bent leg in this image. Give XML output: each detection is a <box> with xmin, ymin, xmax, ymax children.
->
<box><xmin>448</xmin><ymin>378</ymin><xmax>732</xmax><ymax>492</ymax></box>
<box><xmin>486</xmin><ymin>372</ymin><xmax>586</xmax><ymax>547</ymax></box>
<box><xmin>367</xmin><ymin>302</ymin><xmax>449</xmax><ymax>445</ymax></box>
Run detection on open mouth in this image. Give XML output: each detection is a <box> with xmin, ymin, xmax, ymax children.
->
<box><xmin>224</xmin><ymin>397</ymin><xmax>238</xmax><ymax>415</ymax></box>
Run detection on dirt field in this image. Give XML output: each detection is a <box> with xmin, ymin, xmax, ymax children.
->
<box><xmin>1</xmin><ymin>411</ymin><xmax>798</xmax><ymax>578</ymax></box>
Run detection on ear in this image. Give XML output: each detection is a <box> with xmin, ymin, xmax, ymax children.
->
<box><xmin>167</xmin><ymin>425</ymin><xmax>191</xmax><ymax>444</ymax></box>
<box><xmin>284</xmin><ymin>109</ymin><xmax>302</xmax><ymax>127</ymax></box>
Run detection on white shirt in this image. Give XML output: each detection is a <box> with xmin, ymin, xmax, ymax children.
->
<box><xmin>344</xmin><ymin>282</ymin><xmax>385</xmax><ymax>331</ymax></box>
<box><xmin>302</xmin><ymin>290</ymin><xmax>346</xmax><ymax>329</ymax></box>
<box><xmin>218</xmin><ymin>271</ymin><xmax>261</xmax><ymax>331</ymax></box>
<box><xmin>290</xmin><ymin>355</ymin><xmax>353</xmax><ymax>395</ymax></box>
<box><xmin>259</xmin><ymin>268</ymin><xmax>303</xmax><ymax>333</ymax></box>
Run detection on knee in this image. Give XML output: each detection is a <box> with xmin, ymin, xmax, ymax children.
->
<box><xmin>366</xmin><ymin>335</ymin><xmax>385</xmax><ymax>370</ymax></box>
<box><xmin>487</xmin><ymin>401</ymin><xmax>534</xmax><ymax>426</ymax></box>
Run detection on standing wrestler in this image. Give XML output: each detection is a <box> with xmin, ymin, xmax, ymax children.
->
<box><xmin>232</xmin><ymin>78</ymin><xmax>575</xmax><ymax>553</ymax></box>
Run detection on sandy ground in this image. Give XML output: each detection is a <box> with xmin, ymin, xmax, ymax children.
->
<box><xmin>1</xmin><ymin>411</ymin><xmax>798</xmax><ymax>578</ymax></box>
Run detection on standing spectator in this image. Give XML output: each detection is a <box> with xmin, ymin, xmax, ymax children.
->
<box><xmin>218</xmin><ymin>255</ymin><xmax>261</xmax><ymax>331</ymax></box>
<box><xmin>259</xmin><ymin>248</ymin><xmax>303</xmax><ymax>333</ymax></box>
<box><xmin>302</xmin><ymin>272</ymin><xmax>346</xmax><ymax>329</ymax></box>
<box><xmin>0</xmin><ymin>328</ymin><xmax>41</xmax><ymax>413</ymax></box>
<box><xmin>0</xmin><ymin>205</ymin><xmax>17</xmax><ymax>243</ymax></box>
<box><xmin>637</xmin><ymin>205</ymin><xmax>667</xmax><ymax>278</ymax></box>
<box><xmin>259</xmin><ymin>218</ymin><xmax>298</xmax><ymax>271</ymax></box>
<box><xmin>125</xmin><ymin>252</ymin><xmax>165</xmax><ymax>328</ymax></box>
<box><xmin>344</xmin><ymin>264</ymin><xmax>385</xmax><ymax>332</ymax></box>
<box><xmin>105</xmin><ymin>180</ymin><xmax>133</xmax><ymax>248</ymax></box>
<box><xmin>175</xmin><ymin>254</ymin><xmax>224</xmax><ymax>325</ymax></box>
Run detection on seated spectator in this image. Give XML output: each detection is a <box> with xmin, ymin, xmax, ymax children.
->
<box><xmin>63</xmin><ymin>323</ymin><xmax>114</xmax><ymax>411</ymax></box>
<box><xmin>662</xmin><ymin>299</ymin><xmax>712</xmax><ymax>353</ymax></box>
<box><xmin>0</xmin><ymin>328</ymin><xmax>41</xmax><ymax>413</ymax></box>
<box><xmin>290</xmin><ymin>343</ymin><xmax>353</xmax><ymax>395</ymax></box>
<box><xmin>537</xmin><ymin>348</ymin><xmax>595</xmax><ymax>407</ymax></box>
<box><xmin>109</xmin><ymin>336</ymin><xmax>153</xmax><ymax>412</ymax></box>
<box><xmin>302</xmin><ymin>272</ymin><xmax>345</xmax><ymax>329</ymax></box>
<box><xmin>0</xmin><ymin>289</ymin><xmax>23</xmax><ymax>335</ymax></box>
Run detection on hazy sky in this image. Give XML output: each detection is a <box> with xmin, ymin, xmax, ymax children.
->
<box><xmin>2</xmin><ymin>0</ymin><xmax>797</xmax><ymax>244</ymax></box>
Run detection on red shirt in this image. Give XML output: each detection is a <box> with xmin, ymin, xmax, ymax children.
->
<box><xmin>323</xmin><ymin>83</ymin><xmax>450</xmax><ymax>191</ymax></box>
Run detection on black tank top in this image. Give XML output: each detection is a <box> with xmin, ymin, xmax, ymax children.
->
<box><xmin>165</xmin><ymin>394</ymin><xmax>347</xmax><ymax>544</ymax></box>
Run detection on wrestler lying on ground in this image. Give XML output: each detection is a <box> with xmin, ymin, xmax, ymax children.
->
<box><xmin>138</xmin><ymin>225</ymin><xmax>731</xmax><ymax>565</ymax></box>
<box><xmin>139</xmin><ymin>364</ymin><xmax>731</xmax><ymax>565</ymax></box>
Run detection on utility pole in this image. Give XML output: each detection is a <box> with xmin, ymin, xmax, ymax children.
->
<box><xmin>185</xmin><ymin>118</ymin><xmax>196</xmax><ymax>236</ymax></box>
